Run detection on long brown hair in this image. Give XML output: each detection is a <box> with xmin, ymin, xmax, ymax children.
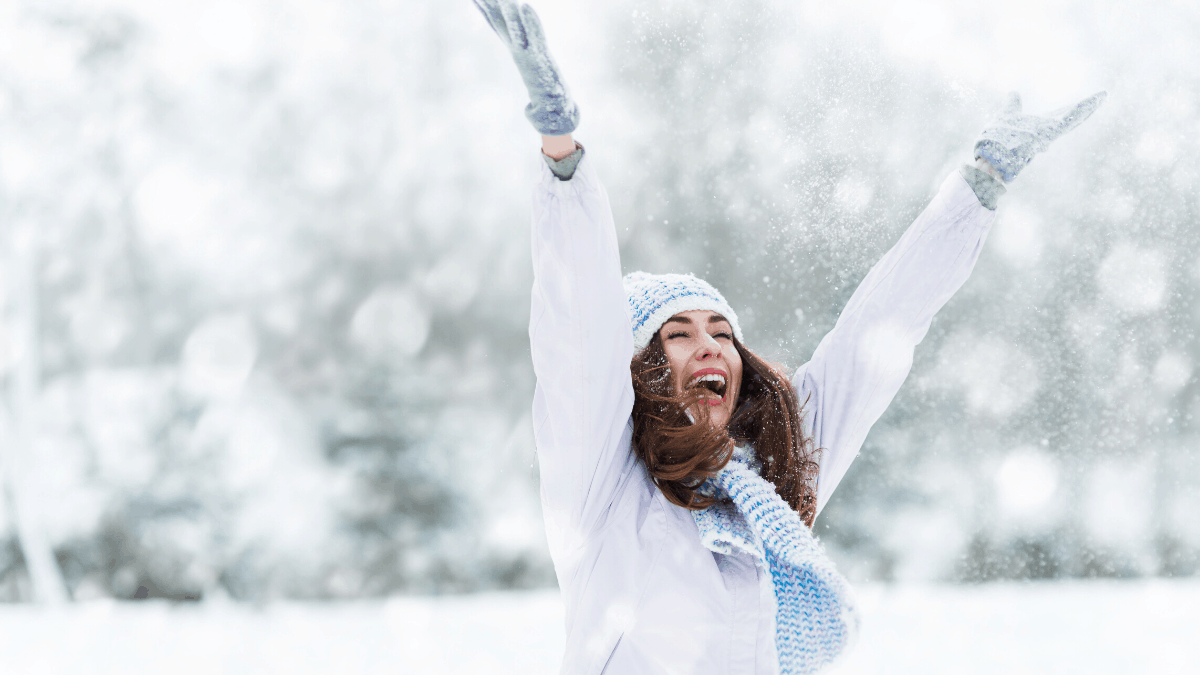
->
<box><xmin>630</xmin><ymin>334</ymin><xmax>821</xmax><ymax>526</ymax></box>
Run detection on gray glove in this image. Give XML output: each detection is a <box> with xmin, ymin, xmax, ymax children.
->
<box><xmin>975</xmin><ymin>91</ymin><xmax>1107</xmax><ymax>182</ymax></box>
<box><xmin>472</xmin><ymin>0</ymin><xmax>579</xmax><ymax>136</ymax></box>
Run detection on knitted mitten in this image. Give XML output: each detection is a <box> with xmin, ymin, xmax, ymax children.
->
<box><xmin>974</xmin><ymin>91</ymin><xmax>1107</xmax><ymax>182</ymax></box>
<box><xmin>472</xmin><ymin>0</ymin><xmax>580</xmax><ymax>136</ymax></box>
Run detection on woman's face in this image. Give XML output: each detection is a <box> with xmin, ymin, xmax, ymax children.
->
<box><xmin>658</xmin><ymin>310</ymin><xmax>743</xmax><ymax>428</ymax></box>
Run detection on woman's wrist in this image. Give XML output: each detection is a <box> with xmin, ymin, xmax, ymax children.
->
<box><xmin>542</xmin><ymin>141</ymin><xmax>584</xmax><ymax>181</ymax></box>
<box><xmin>542</xmin><ymin>134</ymin><xmax>577</xmax><ymax>160</ymax></box>
<box><xmin>959</xmin><ymin>161</ymin><xmax>1007</xmax><ymax>210</ymax></box>
<box><xmin>974</xmin><ymin>157</ymin><xmax>1006</xmax><ymax>184</ymax></box>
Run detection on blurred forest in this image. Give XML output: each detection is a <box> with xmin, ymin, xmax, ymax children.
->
<box><xmin>0</xmin><ymin>0</ymin><xmax>1196</xmax><ymax>602</ymax></box>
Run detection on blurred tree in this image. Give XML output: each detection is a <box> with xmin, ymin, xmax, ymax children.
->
<box><xmin>1</xmin><ymin>227</ymin><xmax>69</xmax><ymax>604</ymax></box>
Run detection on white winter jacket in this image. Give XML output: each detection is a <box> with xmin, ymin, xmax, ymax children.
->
<box><xmin>529</xmin><ymin>151</ymin><xmax>996</xmax><ymax>674</ymax></box>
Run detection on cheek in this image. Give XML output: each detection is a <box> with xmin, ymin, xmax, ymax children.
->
<box><xmin>728</xmin><ymin>355</ymin><xmax>744</xmax><ymax>394</ymax></box>
<box><xmin>661</xmin><ymin>344</ymin><xmax>688</xmax><ymax>389</ymax></box>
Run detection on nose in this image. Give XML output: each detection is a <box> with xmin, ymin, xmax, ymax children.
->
<box><xmin>696</xmin><ymin>332</ymin><xmax>720</xmax><ymax>361</ymax></box>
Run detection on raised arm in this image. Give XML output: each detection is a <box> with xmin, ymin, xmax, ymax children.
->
<box><xmin>474</xmin><ymin>1</ymin><xmax>635</xmax><ymax>567</ymax></box>
<box><xmin>798</xmin><ymin>91</ymin><xmax>1107</xmax><ymax>518</ymax></box>
<box><xmin>796</xmin><ymin>169</ymin><xmax>996</xmax><ymax>517</ymax></box>
<box><xmin>529</xmin><ymin>147</ymin><xmax>636</xmax><ymax>562</ymax></box>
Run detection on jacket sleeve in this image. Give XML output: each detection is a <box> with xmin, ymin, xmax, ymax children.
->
<box><xmin>794</xmin><ymin>171</ymin><xmax>998</xmax><ymax>518</ymax></box>
<box><xmin>529</xmin><ymin>150</ymin><xmax>637</xmax><ymax>567</ymax></box>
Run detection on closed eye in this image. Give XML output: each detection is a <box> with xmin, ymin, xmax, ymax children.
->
<box><xmin>713</xmin><ymin>331</ymin><xmax>733</xmax><ymax>340</ymax></box>
<box><xmin>667</xmin><ymin>331</ymin><xmax>690</xmax><ymax>339</ymax></box>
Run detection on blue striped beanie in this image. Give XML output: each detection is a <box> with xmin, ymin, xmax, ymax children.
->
<box><xmin>623</xmin><ymin>272</ymin><xmax>743</xmax><ymax>353</ymax></box>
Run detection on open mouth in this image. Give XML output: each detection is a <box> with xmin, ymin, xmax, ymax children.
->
<box><xmin>687</xmin><ymin>372</ymin><xmax>727</xmax><ymax>404</ymax></box>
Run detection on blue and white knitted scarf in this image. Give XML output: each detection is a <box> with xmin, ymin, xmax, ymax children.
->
<box><xmin>694</xmin><ymin>446</ymin><xmax>860</xmax><ymax>674</ymax></box>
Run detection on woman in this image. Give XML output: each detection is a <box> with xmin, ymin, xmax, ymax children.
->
<box><xmin>472</xmin><ymin>1</ymin><xmax>1105</xmax><ymax>672</ymax></box>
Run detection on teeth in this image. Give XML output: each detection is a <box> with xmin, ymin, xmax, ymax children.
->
<box><xmin>688</xmin><ymin>373</ymin><xmax>726</xmax><ymax>388</ymax></box>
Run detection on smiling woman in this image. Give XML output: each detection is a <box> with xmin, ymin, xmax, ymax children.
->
<box><xmin>630</xmin><ymin>305</ymin><xmax>819</xmax><ymax>523</ymax></box>
<box><xmin>472</xmin><ymin>0</ymin><xmax>1107</xmax><ymax>671</ymax></box>
<box><xmin>661</xmin><ymin>311</ymin><xmax>743</xmax><ymax>422</ymax></box>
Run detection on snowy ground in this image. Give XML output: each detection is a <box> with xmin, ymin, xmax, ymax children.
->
<box><xmin>1</xmin><ymin>579</ymin><xmax>1197</xmax><ymax>674</ymax></box>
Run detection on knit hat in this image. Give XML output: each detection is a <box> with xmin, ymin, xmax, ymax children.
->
<box><xmin>623</xmin><ymin>271</ymin><xmax>743</xmax><ymax>353</ymax></box>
